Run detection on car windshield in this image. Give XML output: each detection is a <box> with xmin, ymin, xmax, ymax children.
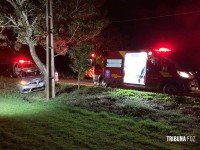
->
<box><xmin>22</xmin><ymin>71</ymin><xmax>41</xmax><ymax>77</ymax></box>
<box><xmin>22</xmin><ymin>63</ymin><xmax>36</xmax><ymax>68</ymax></box>
<box><xmin>163</xmin><ymin>57</ymin><xmax>179</xmax><ymax>69</ymax></box>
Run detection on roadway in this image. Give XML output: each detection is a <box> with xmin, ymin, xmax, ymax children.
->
<box><xmin>57</xmin><ymin>78</ymin><xmax>94</xmax><ymax>86</ymax></box>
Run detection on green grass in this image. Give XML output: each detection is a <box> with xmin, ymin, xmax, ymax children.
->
<box><xmin>0</xmin><ymin>77</ymin><xmax>200</xmax><ymax>150</ymax></box>
<box><xmin>1</xmin><ymin>100</ymin><xmax>197</xmax><ymax>150</ymax></box>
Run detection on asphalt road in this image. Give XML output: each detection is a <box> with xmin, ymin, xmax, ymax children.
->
<box><xmin>57</xmin><ymin>79</ymin><xmax>94</xmax><ymax>86</ymax></box>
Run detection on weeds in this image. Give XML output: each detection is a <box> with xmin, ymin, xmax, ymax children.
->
<box><xmin>0</xmin><ymin>77</ymin><xmax>200</xmax><ymax>149</ymax></box>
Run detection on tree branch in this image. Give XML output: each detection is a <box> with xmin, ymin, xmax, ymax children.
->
<box><xmin>54</xmin><ymin>47</ymin><xmax>68</xmax><ymax>57</ymax></box>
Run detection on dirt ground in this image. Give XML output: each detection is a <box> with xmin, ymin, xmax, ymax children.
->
<box><xmin>58</xmin><ymin>78</ymin><xmax>200</xmax><ymax>98</ymax></box>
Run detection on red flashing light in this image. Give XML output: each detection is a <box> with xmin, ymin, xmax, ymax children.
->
<box><xmin>19</xmin><ymin>60</ymin><xmax>25</xmax><ymax>63</ymax></box>
<box><xmin>91</xmin><ymin>53</ymin><xmax>96</xmax><ymax>58</ymax></box>
<box><xmin>19</xmin><ymin>60</ymin><xmax>31</xmax><ymax>63</ymax></box>
<box><xmin>148</xmin><ymin>51</ymin><xmax>153</xmax><ymax>56</ymax></box>
<box><xmin>156</xmin><ymin>48</ymin><xmax>171</xmax><ymax>52</ymax></box>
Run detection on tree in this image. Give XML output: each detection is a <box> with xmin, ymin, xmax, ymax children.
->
<box><xmin>0</xmin><ymin>0</ymin><xmax>46</xmax><ymax>75</ymax></box>
<box><xmin>69</xmin><ymin>41</ymin><xmax>93</xmax><ymax>89</ymax></box>
<box><xmin>53</xmin><ymin>0</ymin><xmax>108</xmax><ymax>56</ymax></box>
<box><xmin>0</xmin><ymin>0</ymin><xmax>107</xmax><ymax>97</ymax></box>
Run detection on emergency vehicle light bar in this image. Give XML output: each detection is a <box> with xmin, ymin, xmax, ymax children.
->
<box><xmin>19</xmin><ymin>60</ymin><xmax>31</xmax><ymax>63</ymax></box>
<box><xmin>156</xmin><ymin>48</ymin><xmax>171</xmax><ymax>52</ymax></box>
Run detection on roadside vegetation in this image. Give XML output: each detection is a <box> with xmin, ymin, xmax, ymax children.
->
<box><xmin>0</xmin><ymin>77</ymin><xmax>200</xmax><ymax>150</ymax></box>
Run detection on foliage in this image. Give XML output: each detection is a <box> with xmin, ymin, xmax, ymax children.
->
<box><xmin>53</xmin><ymin>0</ymin><xmax>108</xmax><ymax>55</ymax></box>
<box><xmin>0</xmin><ymin>0</ymin><xmax>47</xmax><ymax>76</ymax></box>
<box><xmin>68</xmin><ymin>42</ymin><xmax>93</xmax><ymax>89</ymax></box>
<box><xmin>0</xmin><ymin>0</ymin><xmax>107</xmax><ymax>46</ymax></box>
<box><xmin>0</xmin><ymin>0</ymin><xmax>107</xmax><ymax>98</ymax></box>
<box><xmin>0</xmin><ymin>0</ymin><xmax>107</xmax><ymax>70</ymax></box>
<box><xmin>0</xmin><ymin>80</ymin><xmax>200</xmax><ymax>149</ymax></box>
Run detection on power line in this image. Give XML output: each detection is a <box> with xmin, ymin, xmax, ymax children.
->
<box><xmin>111</xmin><ymin>10</ymin><xmax>200</xmax><ymax>23</ymax></box>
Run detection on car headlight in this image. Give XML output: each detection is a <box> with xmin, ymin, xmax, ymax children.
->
<box><xmin>19</xmin><ymin>80</ymin><xmax>30</xmax><ymax>86</ymax></box>
<box><xmin>177</xmin><ymin>71</ymin><xmax>190</xmax><ymax>78</ymax></box>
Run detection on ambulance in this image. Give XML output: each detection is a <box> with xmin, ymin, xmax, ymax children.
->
<box><xmin>91</xmin><ymin>48</ymin><xmax>198</xmax><ymax>94</ymax></box>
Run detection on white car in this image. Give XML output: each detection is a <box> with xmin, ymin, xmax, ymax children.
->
<box><xmin>17</xmin><ymin>75</ymin><xmax>45</xmax><ymax>93</ymax></box>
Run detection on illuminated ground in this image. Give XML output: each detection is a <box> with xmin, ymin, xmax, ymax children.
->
<box><xmin>0</xmin><ymin>78</ymin><xmax>199</xmax><ymax>149</ymax></box>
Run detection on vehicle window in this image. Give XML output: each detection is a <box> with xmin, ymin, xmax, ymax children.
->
<box><xmin>23</xmin><ymin>71</ymin><xmax>41</xmax><ymax>77</ymax></box>
<box><xmin>22</xmin><ymin>63</ymin><xmax>35</xmax><ymax>68</ymax></box>
<box><xmin>14</xmin><ymin>63</ymin><xmax>20</xmax><ymax>68</ymax></box>
<box><xmin>149</xmin><ymin>57</ymin><xmax>158</xmax><ymax>66</ymax></box>
<box><xmin>161</xmin><ymin>58</ymin><xmax>178</xmax><ymax>72</ymax></box>
<box><xmin>148</xmin><ymin>57</ymin><xmax>159</xmax><ymax>70</ymax></box>
<box><xmin>106</xmin><ymin>59</ymin><xmax>122</xmax><ymax>68</ymax></box>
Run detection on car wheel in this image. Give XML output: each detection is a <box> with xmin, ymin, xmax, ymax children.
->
<box><xmin>163</xmin><ymin>83</ymin><xmax>178</xmax><ymax>95</ymax></box>
<box><xmin>99</xmin><ymin>78</ymin><xmax>108</xmax><ymax>87</ymax></box>
<box><xmin>100</xmin><ymin>80</ymin><xmax>107</xmax><ymax>87</ymax></box>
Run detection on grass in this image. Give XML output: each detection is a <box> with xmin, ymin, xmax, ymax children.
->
<box><xmin>0</xmin><ymin>77</ymin><xmax>200</xmax><ymax>150</ymax></box>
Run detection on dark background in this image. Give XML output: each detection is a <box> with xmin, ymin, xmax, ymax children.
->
<box><xmin>1</xmin><ymin>0</ymin><xmax>200</xmax><ymax>72</ymax></box>
<box><xmin>105</xmin><ymin>0</ymin><xmax>200</xmax><ymax>70</ymax></box>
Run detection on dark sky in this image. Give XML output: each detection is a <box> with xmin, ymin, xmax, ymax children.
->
<box><xmin>1</xmin><ymin>0</ymin><xmax>200</xmax><ymax>70</ymax></box>
<box><xmin>105</xmin><ymin>0</ymin><xmax>200</xmax><ymax>69</ymax></box>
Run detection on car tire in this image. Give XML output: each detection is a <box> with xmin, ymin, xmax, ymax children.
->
<box><xmin>163</xmin><ymin>83</ymin><xmax>178</xmax><ymax>95</ymax></box>
<box><xmin>100</xmin><ymin>79</ymin><xmax>107</xmax><ymax>87</ymax></box>
<box><xmin>99</xmin><ymin>78</ymin><xmax>108</xmax><ymax>87</ymax></box>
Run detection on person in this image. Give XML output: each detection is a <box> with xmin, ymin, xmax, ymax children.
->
<box><xmin>138</xmin><ymin>66</ymin><xmax>146</xmax><ymax>83</ymax></box>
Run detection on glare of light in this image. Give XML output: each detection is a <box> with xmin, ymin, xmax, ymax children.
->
<box><xmin>0</xmin><ymin>99</ymin><xmax>54</xmax><ymax>117</ymax></box>
<box><xmin>91</xmin><ymin>53</ymin><xmax>95</xmax><ymax>58</ymax></box>
<box><xmin>19</xmin><ymin>60</ymin><xmax>25</xmax><ymax>63</ymax></box>
<box><xmin>123</xmin><ymin>52</ymin><xmax>147</xmax><ymax>85</ymax></box>
<box><xmin>177</xmin><ymin>71</ymin><xmax>190</xmax><ymax>78</ymax></box>
<box><xmin>148</xmin><ymin>51</ymin><xmax>153</xmax><ymax>55</ymax></box>
<box><xmin>20</xmin><ymin>80</ymin><xmax>29</xmax><ymax>85</ymax></box>
<box><xmin>19</xmin><ymin>60</ymin><xmax>31</xmax><ymax>63</ymax></box>
<box><xmin>156</xmin><ymin>48</ymin><xmax>171</xmax><ymax>52</ymax></box>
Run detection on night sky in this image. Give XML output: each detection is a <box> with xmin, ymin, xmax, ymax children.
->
<box><xmin>105</xmin><ymin>0</ymin><xmax>200</xmax><ymax>70</ymax></box>
<box><xmin>1</xmin><ymin>0</ymin><xmax>200</xmax><ymax>71</ymax></box>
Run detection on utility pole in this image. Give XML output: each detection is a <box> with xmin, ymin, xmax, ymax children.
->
<box><xmin>46</xmin><ymin>0</ymin><xmax>55</xmax><ymax>99</ymax></box>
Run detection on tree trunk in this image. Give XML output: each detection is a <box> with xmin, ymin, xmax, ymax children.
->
<box><xmin>29</xmin><ymin>44</ymin><xmax>48</xmax><ymax>97</ymax></box>
<box><xmin>28</xmin><ymin>44</ymin><xmax>46</xmax><ymax>76</ymax></box>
